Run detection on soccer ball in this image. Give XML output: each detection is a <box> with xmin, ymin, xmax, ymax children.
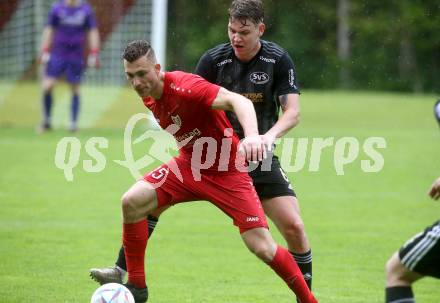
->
<box><xmin>90</xmin><ymin>283</ymin><xmax>135</xmax><ymax>303</ymax></box>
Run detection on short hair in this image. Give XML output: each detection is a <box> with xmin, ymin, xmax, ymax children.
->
<box><xmin>228</xmin><ymin>0</ymin><xmax>264</xmax><ymax>25</ymax></box>
<box><xmin>122</xmin><ymin>40</ymin><xmax>157</xmax><ymax>63</ymax></box>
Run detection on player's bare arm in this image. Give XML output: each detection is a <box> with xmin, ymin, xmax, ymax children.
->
<box><xmin>39</xmin><ymin>26</ymin><xmax>53</xmax><ymax>64</ymax></box>
<box><xmin>212</xmin><ymin>87</ymin><xmax>264</xmax><ymax>161</ymax></box>
<box><xmin>40</xmin><ymin>26</ymin><xmax>53</xmax><ymax>50</ymax></box>
<box><xmin>428</xmin><ymin>177</ymin><xmax>440</xmax><ymax>200</ymax></box>
<box><xmin>88</xmin><ymin>28</ymin><xmax>100</xmax><ymax>50</ymax></box>
<box><xmin>261</xmin><ymin>93</ymin><xmax>300</xmax><ymax>150</ymax></box>
<box><xmin>87</xmin><ymin>28</ymin><xmax>100</xmax><ymax>68</ymax></box>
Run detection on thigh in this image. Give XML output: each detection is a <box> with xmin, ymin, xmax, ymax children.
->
<box><xmin>250</xmin><ymin>157</ymin><xmax>296</xmax><ymax>200</ymax></box>
<box><xmin>262</xmin><ymin>195</ymin><xmax>303</xmax><ymax>228</ymax></box>
<box><xmin>399</xmin><ymin>220</ymin><xmax>440</xmax><ymax>278</ymax></box>
<box><xmin>143</xmin><ymin>160</ymin><xmax>198</xmax><ymax>208</ymax></box>
<box><xmin>46</xmin><ymin>56</ymin><xmax>66</xmax><ymax>79</ymax></box>
<box><xmin>66</xmin><ymin>59</ymin><xmax>84</xmax><ymax>84</ymax></box>
<box><xmin>199</xmin><ymin>172</ymin><xmax>268</xmax><ymax>233</ymax></box>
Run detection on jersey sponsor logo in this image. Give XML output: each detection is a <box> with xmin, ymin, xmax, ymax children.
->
<box><xmin>259</xmin><ymin>56</ymin><xmax>276</xmax><ymax>64</ymax></box>
<box><xmin>216</xmin><ymin>59</ymin><xmax>232</xmax><ymax>67</ymax></box>
<box><xmin>241</xmin><ymin>92</ymin><xmax>264</xmax><ymax>103</ymax></box>
<box><xmin>175</xmin><ymin>128</ymin><xmax>201</xmax><ymax>143</ymax></box>
<box><xmin>59</xmin><ymin>10</ymin><xmax>86</xmax><ymax>26</ymax></box>
<box><xmin>171</xmin><ymin>114</ymin><xmax>182</xmax><ymax>127</ymax></box>
<box><xmin>250</xmin><ymin>72</ymin><xmax>270</xmax><ymax>85</ymax></box>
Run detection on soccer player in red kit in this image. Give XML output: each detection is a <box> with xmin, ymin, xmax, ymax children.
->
<box><xmin>116</xmin><ymin>40</ymin><xmax>317</xmax><ymax>303</ymax></box>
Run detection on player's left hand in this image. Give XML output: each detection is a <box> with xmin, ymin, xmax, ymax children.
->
<box><xmin>260</xmin><ymin>133</ymin><xmax>276</xmax><ymax>153</ymax></box>
<box><xmin>239</xmin><ymin>134</ymin><xmax>265</xmax><ymax>162</ymax></box>
<box><xmin>87</xmin><ymin>49</ymin><xmax>100</xmax><ymax>68</ymax></box>
<box><xmin>428</xmin><ymin>177</ymin><xmax>440</xmax><ymax>200</ymax></box>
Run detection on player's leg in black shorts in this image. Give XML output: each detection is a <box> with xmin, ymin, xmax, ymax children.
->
<box><xmin>399</xmin><ymin>220</ymin><xmax>440</xmax><ymax>278</ymax></box>
<box><xmin>248</xmin><ymin>156</ymin><xmax>296</xmax><ymax>199</ymax></box>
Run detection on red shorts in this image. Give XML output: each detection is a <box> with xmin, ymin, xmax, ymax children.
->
<box><xmin>143</xmin><ymin>157</ymin><xmax>268</xmax><ymax>233</ymax></box>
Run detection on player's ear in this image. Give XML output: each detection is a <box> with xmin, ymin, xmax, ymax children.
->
<box><xmin>155</xmin><ymin>63</ymin><xmax>161</xmax><ymax>73</ymax></box>
<box><xmin>258</xmin><ymin>22</ymin><xmax>265</xmax><ymax>37</ymax></box>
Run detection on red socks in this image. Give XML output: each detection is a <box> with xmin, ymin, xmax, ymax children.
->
<box><xmin>269</xmin><ymin>246</ymin><xmax>317</xmax><ymax>303</ymax></box>
<box><xmin>123</xmin><ymin>220</ymin><xmax>149</xmax><ymax>288</ymax></box>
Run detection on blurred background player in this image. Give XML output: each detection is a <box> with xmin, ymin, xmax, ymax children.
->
<box><xmin>385</xmin><ymin>176</ymin><xmax>440</xmax><ymax>303</ymax></box>
<box><xmin>90</xmin><ymin>0</ymin><xmax>314</xmax><ymax>296</ymax></box>
<box><xmin>38</xmin><ymin>0</ymin><xmax>100</xmax><ymax>132</ymax></box>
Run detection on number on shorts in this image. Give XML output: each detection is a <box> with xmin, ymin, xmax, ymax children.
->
<box><xmin>151</xmin><ymin>167</ymin><xmax>169</xmax><ymax>180</ymax></box>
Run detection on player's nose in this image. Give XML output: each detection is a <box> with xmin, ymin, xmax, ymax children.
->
<box><xmin>132</xmin><ymin>77</ymin><xmax>141</xmax><ymax>87</ymax></box>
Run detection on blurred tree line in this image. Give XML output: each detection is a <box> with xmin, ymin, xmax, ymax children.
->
<box><xmin>167</xmin><ymin>0</ymin><xmax>440</xmax><ymax>92</ymax></box>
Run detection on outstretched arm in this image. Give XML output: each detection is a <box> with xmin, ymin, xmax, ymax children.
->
<box><xmin>211</xmin><ymin>87</ymin><xmax>264</xmax><ymax>162</ymax></box>
<box><xmin>428</xmin><ymin>177</ymin><xmax>440</xmax><ymax>200</ymax></box>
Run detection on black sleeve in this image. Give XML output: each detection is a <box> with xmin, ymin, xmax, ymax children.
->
<box><xmin>194</xmin><ymin>52</ymin><xmax>217</xmax><ymax>83</ymax></box>
<box><xmin>274</xmin><ymin>52</ymin><xmax>300</xmax><ymax>96</ymax></box>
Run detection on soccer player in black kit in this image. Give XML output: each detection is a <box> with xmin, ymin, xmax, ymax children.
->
<box><xmin>195</xmin><ymin>0</ymin><xmax>313</xmax><ymax>289</ymax></box>
<box><xmin>90</xmin><ymin>0</ymin><xmax>313</xmax><ymax>295</ymax></box>
<box><xmin>384</xmin><ymin>106</ymin><xmax>440</xmax><ymax>303</ymax></box>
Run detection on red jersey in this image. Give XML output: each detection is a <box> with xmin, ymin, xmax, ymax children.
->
<box><xmin>142</xmin><ymin>71</ymin><xmax>241</xmax><ymax>173</ymax></box>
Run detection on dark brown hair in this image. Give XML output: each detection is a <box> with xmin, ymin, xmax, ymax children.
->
<box><xmin>228</xmin><ymin>0</ymin><xmax>264</xmax><ymax>25</ymax></box>
<box><xmin>122</xmin><ymin>40</ymin><xmax>156</xmax><ymax>63</ymax></box>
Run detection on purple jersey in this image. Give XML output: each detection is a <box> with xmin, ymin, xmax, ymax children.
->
<box><xmin>47</xmin><ymin>0</ymin><xmax>97</xmax><ymax>60</ymax></box>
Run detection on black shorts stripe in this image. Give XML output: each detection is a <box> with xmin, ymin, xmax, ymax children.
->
<box><xmin>401</xmin><ymin>224</ymin><xmax>440</xmax><ymax>270</ymax></box>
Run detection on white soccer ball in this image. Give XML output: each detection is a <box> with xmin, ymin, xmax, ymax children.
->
<box><xmin>90</xmin><ymin>283</ymin><xmax>135</xmax><ymax>303</ymax></box>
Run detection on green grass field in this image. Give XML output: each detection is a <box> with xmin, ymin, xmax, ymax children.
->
<box><xmin>0</xmin><ymin>82</ymin><xmax>439</xmax><ymax>302</ymax></box>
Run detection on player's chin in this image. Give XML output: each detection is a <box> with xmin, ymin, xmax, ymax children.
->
<box><xmin>136</xmin><ymin>88</ymin><xmax>149</xmax><ymax>97</ymax></box>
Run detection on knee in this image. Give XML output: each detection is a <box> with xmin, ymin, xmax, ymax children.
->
<box><xmin>121</xmin><ymin>192</ymin><xmax>137</xmax><ymax>219</ymax></box>
<box><xmin>248</xmin><ymin>241</ymin><xmax>276</xmax><ymax>263</ymax></box>
<box><xmin>284</xmin><ymin>220</ymin><xmax>305</xmax><ymax>238</ymax></box>
<box><xmin>43</xmin><ymin>86</ymin><xmax>52</xmax><ymax>94</ymax></box>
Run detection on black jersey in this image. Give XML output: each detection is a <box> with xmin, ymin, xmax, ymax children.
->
<box><xmin>195</xmin><ymin>40</ymin><xmax>300</xmax><ymax>139</ymax></box>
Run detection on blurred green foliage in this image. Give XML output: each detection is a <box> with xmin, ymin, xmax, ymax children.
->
<box><xmin>166</xmin><ymin>0</ymin><xmax>440</xmax><ymax>93</ymax></box>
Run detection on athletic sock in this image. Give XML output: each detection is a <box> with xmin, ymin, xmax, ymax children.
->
<box><xmin>385</xmin><ymin>286</ymin><xmax>415</xmax><ymax>303</ymax></box>
<box><xmin>291</xmin><ymin>250</ymin><xmax>312</xmax><ymax>289</ymax></box>
<box><xmin>71</xmin><ymin>94</ymin><xmax>80</xmax><ymax>128</ymax></box>
<box><xmin>116</xmin><ymin>246</ymin><xmax>127</xmax><ymax>271</ymax></box>
<box><xmin>123</xmin><ymin>220</ymin><xmax>149</xmax><ymax>289</ymax></box>
<box><xmin>42</xmin><ymin>91</ymin><xmax>52</xmax><ymax>125</ymax></box>
<box><xmin>147</xmin><ymin>215</ymin><xmax>159</xmax><ymax>236</ymax></box>
<box><xmin>268</xmin><ymin>246</ymin><xmax>317</xmax><ymax>303</ymax></box>
<box><xmin>116</xmin><ymin>216</ymin><xmax>159</xmax><ymax>271</ymax></box>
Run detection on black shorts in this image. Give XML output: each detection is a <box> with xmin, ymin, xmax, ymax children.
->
<box><xmin>248</xmin><ymin>155</ymin><xmax>296</xmax><ymax>200</ymax></box>
<box><xmin>398</xmin><ymin>220</ymin><xmax>440</xmax><ymax>278</ymax></box>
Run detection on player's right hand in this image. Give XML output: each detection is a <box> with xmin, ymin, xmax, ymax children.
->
<box><xmin>239</xmin><ymin>134</ymin><xmax>265</xmax><ymax>162</ymax></box>
<box><xmin>39</xmin><ymin>48</ymin><xmax>50</xmax><ymax>65</ymax></box>
<box><xmin>428</xmin><ymin>177</ymin><xmax>440</xmax><ymax>200</ymax></box>
<box><xmin>87</xmin><ymin>49</ymin><xmax>100</xmax><ymax>68</ymax></box>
